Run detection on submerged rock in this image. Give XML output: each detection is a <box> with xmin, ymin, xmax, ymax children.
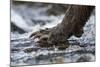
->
<box><xmin>23</xmin><ymin>48</ymin><xmax>39</xmax><ymax>53</ymax></box>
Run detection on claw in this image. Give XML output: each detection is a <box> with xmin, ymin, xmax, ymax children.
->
<box><xmin>33</xmin><ymin>33</ymin><xmax>43</xmax><ymax>39</ymax></box>
<box><xmin>39</xmin><ymin>35</ymin><xmax>49</xmax><ymax>40</ymax></box>
<box><xmin>29</xmin><ymin>28</ymin><xmax>70</xmax><ymax>48</ymax></box>
<box><xmin>36</xmin><ymin>35</ymin><xmax>49</xmax><ymax>44</ymax></box>
<box><xmin>29</xmin><ymin>31</ymin><xmax>39</xmax><ymax>38</ymax></box>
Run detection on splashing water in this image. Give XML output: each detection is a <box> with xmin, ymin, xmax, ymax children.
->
<box><xmin>11</xmin><ymin>2</ymin><xmax>95</xmax><ymax>66</ymax></box>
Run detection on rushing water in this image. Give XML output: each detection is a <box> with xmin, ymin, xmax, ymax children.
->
<box><xmin>11</xmin><ymin>2</ymin><xmax>95</xmax><ymax>66</ymax></box>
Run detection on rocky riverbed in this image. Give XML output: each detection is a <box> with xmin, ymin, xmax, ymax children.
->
<box><xmin>11</xmin><ymin>35</ymin><xmax>95</xmax><ymax>66</ymax></box>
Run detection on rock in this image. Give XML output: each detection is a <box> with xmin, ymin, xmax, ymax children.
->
<box><xmin>77</xmin><ymin>54</ymin><xmax>95</xmax><ymax>62</ymax></box>
<box><xmin>11</xmin><ymin>48</ymin><xmax>20</xmax><ymax>52</ymax></box>
<box><xmin>23</xmin><ymin>48</ymin><xmax>39</xmax><ymax>53</ymax></box>
<box><xmin>54</xmin><ymin>57</ymin><xmax>64</xmax><ymax>64</ymax></box>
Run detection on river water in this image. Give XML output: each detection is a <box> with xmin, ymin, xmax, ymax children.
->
<box><xmin>11</xmin><ymin>2</ymin><xmax>95</xmax><ymax>66</ymax></box>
